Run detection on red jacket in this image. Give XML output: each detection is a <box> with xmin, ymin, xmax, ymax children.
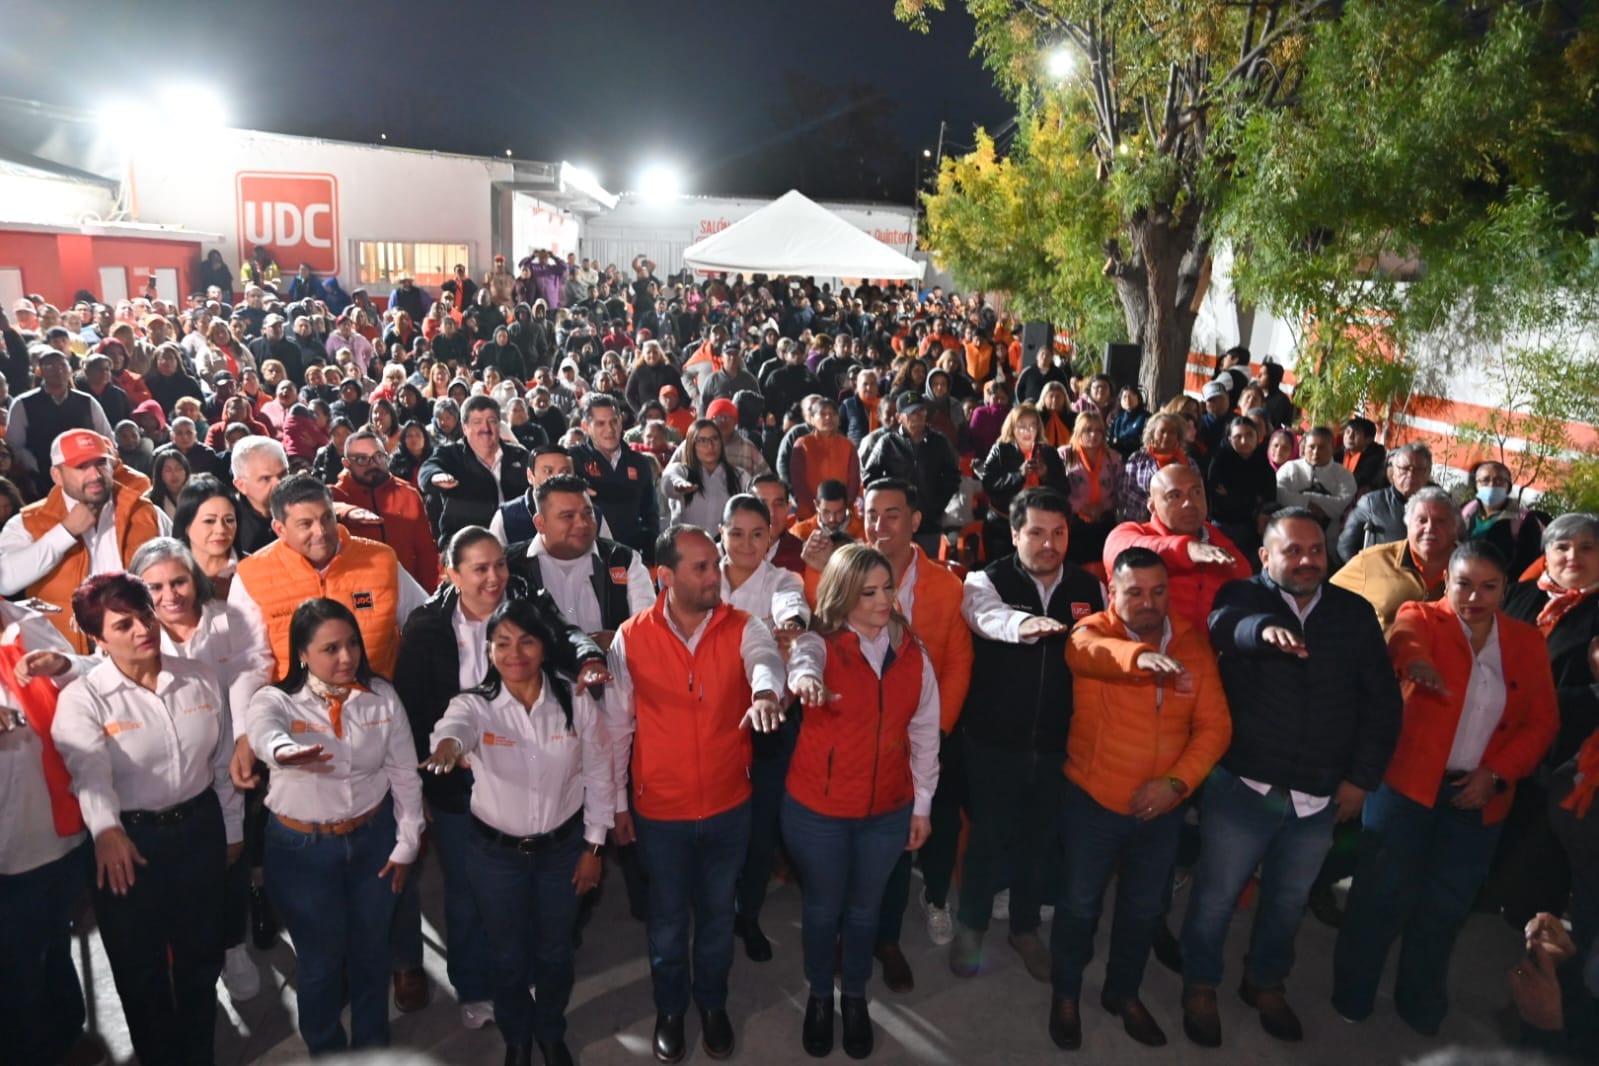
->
<box><xmin>786</xmin><ymin>626</ymin><xmax>924</xmax><ymax>818</ymax></box>
<box><xmin>620</xmin><ymin>597</ymin><xmax>754</xmax><ymax>821</ymax></box>
<box><xmin>1384</xmin><ymin>600</ymin><xmax>1559</xmax><ymax>823</ymax></box>
<box><xmin>1103</xmin><ymin>518</ymin><xmax>1252</xmax><ymax>631</ymax></box>
<box><xmin>331</xmin><ymin>471</ymin><xmax>441</xmax><ymax>591</ymax></box>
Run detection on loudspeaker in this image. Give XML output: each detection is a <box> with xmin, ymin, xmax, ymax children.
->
<box><xmin>1021</xmin><ymin>321</ymin><xmax>1053</xmax><ymax>366</ymax></box>
<box><xmin>1104</xmin><ymin>342</ymin><xmax>1142</xmax><ymax>389</ymax></box>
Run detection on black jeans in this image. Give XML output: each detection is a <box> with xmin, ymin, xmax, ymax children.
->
<box><xmin>0</xmin><ymin>838</ymin><xmax>91</xmax><ymax>1064</ymax></box>
<box><xmin>956</xmin><ymin>739</ymin><xmax>1064</xmax><ymax>935</ymax></box>
<box><xmin>737</xmin><ymin>708</ymin><xmax>799</xmax><ymax>923</ymax></box>
<box><xmin>96</xmin><ymin>790</ymin><xmax>227</xmax><ymax>1066</ymax></box>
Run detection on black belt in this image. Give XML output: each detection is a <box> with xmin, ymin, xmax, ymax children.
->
<box><xmin>472</xmin><ymin>810</ymin><xmax>582</xmax><ymax>854</ymax></box>
<box><xmin>121</xmin><ymin>790</ymin><xmax>211</xmax><ymax>828</ymax></box>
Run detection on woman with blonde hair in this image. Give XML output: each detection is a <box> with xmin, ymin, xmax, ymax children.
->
<box><xmin>783</xmin><ymin>544</ymin><xmax>941</xmax><ymax>1058</ymax></box>
<box><xmin>1060</xmin><ymin>409</ymin><xmax>1124</xmax><ymax>567</ymax></box>
<box><xmin>1037</xmin><ymin>381</ymin><xmax>1073</xmax><ymax>449</ymax></box>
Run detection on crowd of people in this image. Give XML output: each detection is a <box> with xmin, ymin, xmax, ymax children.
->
<box><xmin>0</xmin><ymin>252</ymin><xmax>1594</xmax><ymax>1066</ymax></box>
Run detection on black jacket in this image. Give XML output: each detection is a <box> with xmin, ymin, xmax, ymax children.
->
<box><xmin>1208</xmin><ymin>574</ymin><xmax>1404</xmax><ymax>796</ymax></box>
<box><xmin>863</xmin><ymin>428</ymin><xmax>962</xmax><ymax>536</ymax></box>
<box><xmin>1504</xmin><ymin>581</ymin><xmax>1599</xmax><ymax>767</ymax></box>
<box><xmin>393</xmin><ymin>576</ymin><xmax>603</xmax><ymax>813</ymax></box>
<box><xmin>1338</xmin><ymin>484</ymin><xmax>1409</xmax><ymax>561</ymax></box>
<box><xmin>419</xmin><ymin>440</ymin><xmax>531</xmax><ymax>547</ymax></box>
<box><xmin>978</xmin><ymin>441</ymin><xmax>1068</xmax><ymax>519</ymax></box>
<box><xmin>506</xmin><ymin>537</ymin><xmax>641</xmax><ymax>633</ymax></box>
<box><xmin>963</xmin><ymin>554</ymin><xmax>1103</xmax><ymax>752</ymax></box>
<box><xmin>569</xmin><ymin>444</ymin><xmax>658</xmax><ymax>561</ymax></box>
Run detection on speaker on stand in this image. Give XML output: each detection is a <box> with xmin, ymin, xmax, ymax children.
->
<box><xmin>1103</xmin><ymin>343</ymin><xmax>1143</xmax><ymax>391</ymax></box>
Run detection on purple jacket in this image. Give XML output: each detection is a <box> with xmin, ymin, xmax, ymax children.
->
<box><xmin>527</xmin><ymin>259</ymin><xmax>567</xmax><ymax>310</ymax></box>
<box><xmin>968</xmin><ymin>402</ymin><xmax>1011</xmax><ymax>459</ymax></box>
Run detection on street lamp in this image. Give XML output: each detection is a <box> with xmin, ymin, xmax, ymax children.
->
<box><xmin>1046</xmin><ymin>47</ymin><xmax>1076</xmax><ymax>81</ymax></box>
<box><xmin>637</xmin><ymin>164</ymin><xmax>682</xmax><ymax>204</ymax></box>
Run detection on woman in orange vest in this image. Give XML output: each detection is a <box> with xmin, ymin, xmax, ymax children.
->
<box><xmin>783</xmin><ymin>544</ymin><xmax>941</xmax><ymax>1058</ymax></box>
<box><xmin>1333</xmin><ymin>541</ymin><xmax>1558</xmax><ymax>1034</ymax></box>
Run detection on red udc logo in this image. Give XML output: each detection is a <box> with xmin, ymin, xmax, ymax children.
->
<box><xmin>236</xmin><ymin>171</ymin><xmax>340</xmax><ymax>274</ymax></box>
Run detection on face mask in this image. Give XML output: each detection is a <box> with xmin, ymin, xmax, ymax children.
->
<box><xmin>1476</xmin><ymin>485</ymin><xmax>1509</xmax><ymax>509</ymax></box>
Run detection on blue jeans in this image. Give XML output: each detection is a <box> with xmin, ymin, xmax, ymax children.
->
<box><xmin>1179</xmin><ymin>766</ymin><xmax>1337</xmax><ymax>988</ymax></box>
<box><xmin>466</xmin><ymin>820</ymin><xmax>584</xmax><ymax>1045</ymax></box>
<box><xmin>1332</xmin><ymin>782</ymin><xmax>1502</xmax><ymax>1032</ymax></box>
<box><xmin>956</xmin><ymin>739</ymin><xmax>1065</xmax><ymax>935</ymax></box>
<box><xmin>1050</xmin><ymin>779</ymin><xmax>1183</xmax><ymax>1001</ymax></box>
<box><xmin>95</xmin><ymin>791</ymin><xmax>226</xmax><ymax>1066</ymax></box>
<box><xmin>0</xmin><ymin>839</ymin><xmax>90</xmax><ymax>1065</ymax></box>
<box><xmin>781</xmin><ymin>793</ymin><xmax>911</xmax><ymax>998</ymax></box>
<box><xmin>737</xmin><ymin>711</ymin><xmax>798</xmax><ymax>923</ymax></box>
<box><xmin>433</xmin><ymin>807</ymin><xmax>495</xmax><ymax>1001</ymax></box>
<box><xmin>634</xmin><ymin>801</ymin><xmax>752</xmax><ymax>1014</ymax></box>
<box><xmin>265</xmin><ymin>797</ymin><xmax>401</xmax><ymax>1055</ymax></box>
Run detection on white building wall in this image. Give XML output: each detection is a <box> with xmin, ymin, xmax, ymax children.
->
<box><xmin>0</xmin><ymin>170</ymin><xmax>116</xmax><ymax>225</ymax></box>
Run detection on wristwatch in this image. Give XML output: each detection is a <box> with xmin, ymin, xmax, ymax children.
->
<box><xmin>588</xmin><ymin>843</ymin><xmax>604</xmax><ymax>857</ymax></box>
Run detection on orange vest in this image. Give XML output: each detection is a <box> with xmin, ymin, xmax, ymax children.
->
<box><xmin>785</xmin><ymin>626</ymin><xmax>923</xmax><ymax>818</ymax></box>
<box><xmin>235</xmin><ymin>527</ymin><xmax>403</xmax><ymax>680</ymax></box>
<box><xmin>19</xmin><ymin>484</ymin><xmax>164</xmax><ymax>653</ymax></box>
<box><xmin>620</xmin><ymin>596</ymin><xmax>754</xmax><ymax>821</ymax></box>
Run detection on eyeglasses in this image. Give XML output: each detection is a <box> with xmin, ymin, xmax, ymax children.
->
<box><xmin>346</xmin><ymin>453</ymin><xmax>388</xmax><ymax>467</ymax></box>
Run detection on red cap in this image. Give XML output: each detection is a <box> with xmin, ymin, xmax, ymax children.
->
<box><xmin>707</xmin><ymin>398</ymin><xmax>739</xmax><ymax>421</ymax></box>
<box><xmin>50</xmin><ymin>429</ymin><xmax>112</xmax><ymax>468</ymax></box>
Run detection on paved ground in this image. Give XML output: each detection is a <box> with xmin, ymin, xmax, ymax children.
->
<box><xmin>74</xmin><ymin>856</ymin><xmax>1529</xmax><ymax>1065</ymax></box>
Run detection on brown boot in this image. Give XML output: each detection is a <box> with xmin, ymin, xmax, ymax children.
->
<box><xmin>1240</xmin><ymin>981</ymin><xmax>1304</xmax><ymax>1042</ymax></box>
<box><xmin>1182</xmin><ymin>985</ymin><xmax>1222</xmax><ymax>1048</ymax></box>
<box><xmin>1101</xmin><ymin>992</ymin><xmax>1168</xmax><ymax>1047</ymax></box>
<box><xmin>1048</xmin><ymin>995</ymin><xmax>1082</xmax><ymax>1050</ymax></box>
<box><xmin>392</xmin><ymin>967</ymin><xmax>430</xmax><ymax>1013</ymax></box>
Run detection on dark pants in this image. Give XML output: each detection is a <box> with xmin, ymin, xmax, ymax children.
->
<box><xmin>222</xmin><ymin>779</ymin><xmax>270</xmax><ymax>950</ymax></box>
<box><xmin>956</xmin><ymin>738</ymin><xmax>1064</xmax><ymax>936</ymax></box>
<box><xmin>434</xmin><ymin>807</ymin><xmax>495</xmax><ymax>1001</ymax></box>
<box><xmin>466</xmin><ymin>821</ymin><xmax>584</xmax><ymax>1046</ymax></box>
<box><xmin>782</xmin><ymin>793</ymin><xmax>910</xmax><ymax>998</ymax></box>
<box><xmin>265</xmin><ymin>798</ymin><xmax>400</xmax><ymax>1055</ymax></box>
<box><xmin>1333</xmin><ymin>782</ymin><xmax>1501</xmax><ymax>1032</ymax></box>
<box><xmin>737</xmin><ymin>711</ymin><xmax>799</xmax><ymax>924</ymax></box>
<box><xmin>878</xmin><ymin>731</ymin><xmax>963</xmax><ymax>945</ymax></box>
<box><xmin>1050</xmin><ymin>779</ymin><xmax>1183</xmax><ymax>1001</ymax></box>
<box><xmin>0</xmin><ymin>838</ymin><xmax>91</xmax><ymax>1065</ymax></box>
<box><xmin>389</xmin><ymin>827</ymin><xmax>426</xmax><ymax>973</ymax></box>
<box><xmin>1484</xmin><ymin>779</ymin><xmax>1571</xmax><ymax>926</ymax></box>
<box><xmin>95</xmin><ymin>790</ymin><xmax>227</xmax><ymax>1066</ymax></box>
<box><xmin>634</xmin><ymin>801</ymin><xmax>752</xmax><ymax>1014</ymax></box>
<box><xmin>1179</xmin><ymin>766</ymin><xmax>1336</xmax><ymax>988</ymax></box>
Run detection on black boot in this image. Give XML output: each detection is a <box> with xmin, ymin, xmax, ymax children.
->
<box><xmin>736</xmin><ymin>914</ymin><xmax>773</xmax><ymax>962</ymax></box>
<box><xmin>653</xmin><ymin>1013</ymin><xmax>685</xmax><ymax>1064</ymax></box>
<box><xmin>249</xmin><ymin>883</ymin><xmax>277</xmax><ymax>950</ymax></box>
<box><xmin>840</xmin><ymin>995</ymin><xmax>873</xmax><ymax>1059</ymax></box>
<box><xmin>504</xmin><ymin>1042</ymin><xmax>534</xmax><ymax>1066</ymax></box>
<box><xmin>537</xmin><ymin>1040</ymin><xmax>574</xmax><ymax>1066</ymax></box>
<box><xmin>700</xmin><ymin>1006</ymin><xmax>734</xmax><ymax>1059</ymax></box>
<box><xmin>1151</xmin><ymin>921</ymin><xmax>1183</xmax><ymax>974</ymax></box>
<box><xmin>803</xmin><ymin>995</ymin><xmax>835</xmax><ymax>1057</ymax></box>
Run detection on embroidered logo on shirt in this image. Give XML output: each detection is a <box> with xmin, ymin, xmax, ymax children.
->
<box><xmin>483</xmin><ymin>731</ymin><xmax>516</xmax><ymax>747</ymax></box>
<box><xmin>625</xmin><ymin>466</ymin><xmax>638</xmax><ymax>480</ymax></box>
<box><xmin>610</xmin><ymin>567</ymin><xmax>628</xmax><ymax>585</ymax></box>
<box><xmin>585</xmin><ymin>461</ymin><xmax>602</xmax><ymax>477</ymax></box>
<box><xmin>291</xmin><ymin>720</ymin><xmax>332</xmax><ymax>736</ymax></box>
<box><xmin>104</xmin><ymin>720</ymin><xmax>144</xmax><ymax>737</ymax></box>
<box><xmin>352</xmin><ymin>591</ymin><xmax>375</xmax><ymax>610</ymax></box>
<box><xmin>1070</xmin><ymin>602</ymin><xmax>1093</xmax><ymax>620</ymax></box>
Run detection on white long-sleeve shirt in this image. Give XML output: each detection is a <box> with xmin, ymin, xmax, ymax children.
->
<box><xmin>520</xmin><ymin>535</ymin><xmax>654</xmax><ymax>635</ymax></box>
<box><xmin>786</xmin><ymin>628</ymin><xmax>942</xmax><ymax>816</ymax></box>
<box><xmin>0</xmin><ymin>495</ymin><xmax>173</xmax><ymax>596</ymax></box>
<box><xmin>430</xmin><ymin>682</ymin><xmax>613</xmax><ymax>844</ymax></box>
<box><xmin>159</xmin><ymin>599</ymin><xmax>264</xmax><ymax>740</ymax></box>
<box><xmin>603</xmin><ymin>606</ymin><xmax>785</xmax><ymax>813</ymax></box>
<box><xmin>6</xmin><ymin>389</ymin><xmax>115</xmax><ymax>473</ymax></box>
<box><xmin>246</xmin><ymin>678</ymin><xmax>424</xmax><ymax>864</ymax></box>
<box><xmin>1275</xmin><ymin>459</ymin><xmax>1357</xmax><ymax>546</ymax></box>
<box><xmin>961</xmin><ymin>567</ymin><xmax>1101</xmax><ymax>644</ymax></box>
<box><xmin>721</xmin><ymin>558</ymin><xmax>809</xmax><ymax>630</ymax></box>
<box><xmin>51</xmin><ymin>656</ymin><xmax>243</xmax><ymax>844</ymax></box>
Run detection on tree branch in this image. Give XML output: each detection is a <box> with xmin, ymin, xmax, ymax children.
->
<box><xmin>1217</xmin><ymin>0</ymin><xmax>1337</xmax><ymax>95</ymax></box>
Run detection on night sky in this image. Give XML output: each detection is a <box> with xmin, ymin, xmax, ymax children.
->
<box><xmin>0</xmin><ymin>0</ymin><xmax>1011</xmax><ymax>203</ymax></box>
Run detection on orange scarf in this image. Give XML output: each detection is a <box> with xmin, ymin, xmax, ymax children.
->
<box><xmin>1074</xmin><ymin>445</ymin><xmax>1104</xmax><ymax>509</ymax></box>
<box><xmin>1342</xmin><ymin>449</ymin><xmax>1362</xmax><ymax>473</ymax></box>
<box><xmin>1561</xmin><ymin>732</ymin><xmax>1599</xmax><ymax>818</ymax></box>
<box><xmin>307</xmin><ymin>677</ymin><xmax>367</xmax><ymax>740</ymax></box>
<box><xmin>1147</xmin><ymin>449</ymin><xmax>1185</xmax><ymax>469</ymax></box>
<box><xmin>1021</xmin><ymin>447</ymin><xmax>1041</xmax><ymax>488</ymax></box>
<box><xmin>1534</xmin><ymin>571</ymin><xmax>1599</xmax><ymax>637</ymax></box>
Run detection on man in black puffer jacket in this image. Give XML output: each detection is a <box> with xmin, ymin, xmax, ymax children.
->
<box><xmin>1177</xmin><ymin>507</ymin><xmax>1403</xmax><ymax>1049</ymax></box>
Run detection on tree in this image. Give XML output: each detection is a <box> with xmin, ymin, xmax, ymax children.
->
<box><xmin>898</xmin><ymin>1</ymin><xmax>1599</xmax><ymax>408</ymax></box>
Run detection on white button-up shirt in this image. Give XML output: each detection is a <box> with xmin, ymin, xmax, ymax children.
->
<box><xmin>1237</xmin><ymin>589</ymin><xmax>1332</xmax><ymax>817</ymax></box>
<box><xmin>960</xmin><ymin>566</ymin><xmax>1098</xmax><ymax>644</ymax></box>
<box><xmin>51</xmin><ymin>656</ymin><xmax>243</xmax><ymax>844</ymax></box>
<box><xmin>430</xmin><ymin>683</ymin><xmax>614</xmax><ymax>844</ymax></box>
<box><xmin>0</xmin><ymin>496</ymin><xmax>173</xmax><ymax>596</ymax></box>
<box><xmin>720</xmin><ymin>558</ymin><xmax>809</xmax><ymax>630</ymax></box>
<box><xmin>451</xmin><ymin>602</ymin><xmax>491</xmax><ymax>691</ymax></box>
<box><xmin>787</xmin><ymin>626</ymin><xmax>942</xmax><ymax>816</ymax></box>
<box><xmin>246</xmin><ymin>678</ymin><xmax>424</xmax><ymax>864</ymax></box>
<box><xmin>1447</xmin><ymin>615</ymin><xmax>1506</xmax><ymax>772</ymax></box>
<box><xmin>160</xmin><ymin>599</ymin><xmax>262</xmax><ymax>736</ymax></box>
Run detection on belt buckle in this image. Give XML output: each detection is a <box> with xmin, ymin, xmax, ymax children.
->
<box><xmin>515</xmin><ymin>833</ymin><xmax>545</xmax><ymax>854</ymax></box>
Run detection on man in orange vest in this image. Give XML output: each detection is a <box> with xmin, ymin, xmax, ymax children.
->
<box><xmin>0</xmin><ymin>429</ymin><xmax>168</xmax><ymax>652</ymax></box>
<box><xmin>605</xmin><ymin>523</ymin><xmax>786</xmax><ymax>1064</ymax></box>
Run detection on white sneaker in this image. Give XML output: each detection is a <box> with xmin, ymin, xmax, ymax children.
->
<box><xmin>991</xmin><ymin>889</ymin><xmax>1011</xmax><ymax>922</ymax></box>
<box><xmin>460</xmin><ymin>1000</ymin><xmax>496</xmax><ymax>1029</ymax></box>
<box><xmin>1039</xmin><ymin>904</ymin><xmax>1055</xmax><ymax>923</ymax></box>
<box><xmin>221</xmin><ymin>944</ymin><xmax>260</xmax><ymax>1001</ymax></box>
<box><xmin>922</xmin><ymin>889</ymin><xmax>954</xmax><ymax>946</ymax></box>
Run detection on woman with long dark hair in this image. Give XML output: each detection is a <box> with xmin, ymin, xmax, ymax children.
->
<box><xmin>783</xmin><ymin>545</ymin><xmax>940</xmax><ymax>1058</ymax></box>
<box><xmin>246</xmin><ymin>598</ymin><xmax>423</xmax><ymax>1055</ymax></box>
<box><xmin>390</xmin><ymin>421</ymin><xmax>433</xmax><ymax>488</ymax></box>
<box><xmin>144</xmin><ymin>446</ymin><xmax>191</xmax><ymax>520</ymax></box>
<box><xmin>661</xmin><ymin>417</ymin><xmax>748</xmax><ymax>531</ymax></box>
<box><xmin>421</xmin><ymin>598</ymin><xmax>612</xmax><ymax>1066</ymax></box>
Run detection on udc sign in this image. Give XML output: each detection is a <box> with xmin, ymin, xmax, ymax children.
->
<box><xmin>235</xmin><ymin>172</ymin><xmax>340</xmax><ymax>275</ymax></box>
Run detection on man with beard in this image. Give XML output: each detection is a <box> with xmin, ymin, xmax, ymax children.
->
<box><xmin>1177</xmin><ymin>508</ymin><xmax>1402</xmax><ymax>1049</ymax></box>
<box><xmin>0</xmin><ymin>429</ymin><xmax>169</xmax><ymax>651</ymax></box>
<box><xmin>331</xmin><ymin>430</ymin><xmax>440</xmax><ymax>591</ymax></box>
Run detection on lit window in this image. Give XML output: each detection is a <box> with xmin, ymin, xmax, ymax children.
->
<box><xmin>355</xmin><ymin>241</ymin><xmax>471</xmax><ymax>289</ymax></box>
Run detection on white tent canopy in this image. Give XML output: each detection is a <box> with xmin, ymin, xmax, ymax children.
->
<box><xmin>681</xmin><ymin>189</ymin><xmax>925</xmax><ymax>281</ymax></box>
